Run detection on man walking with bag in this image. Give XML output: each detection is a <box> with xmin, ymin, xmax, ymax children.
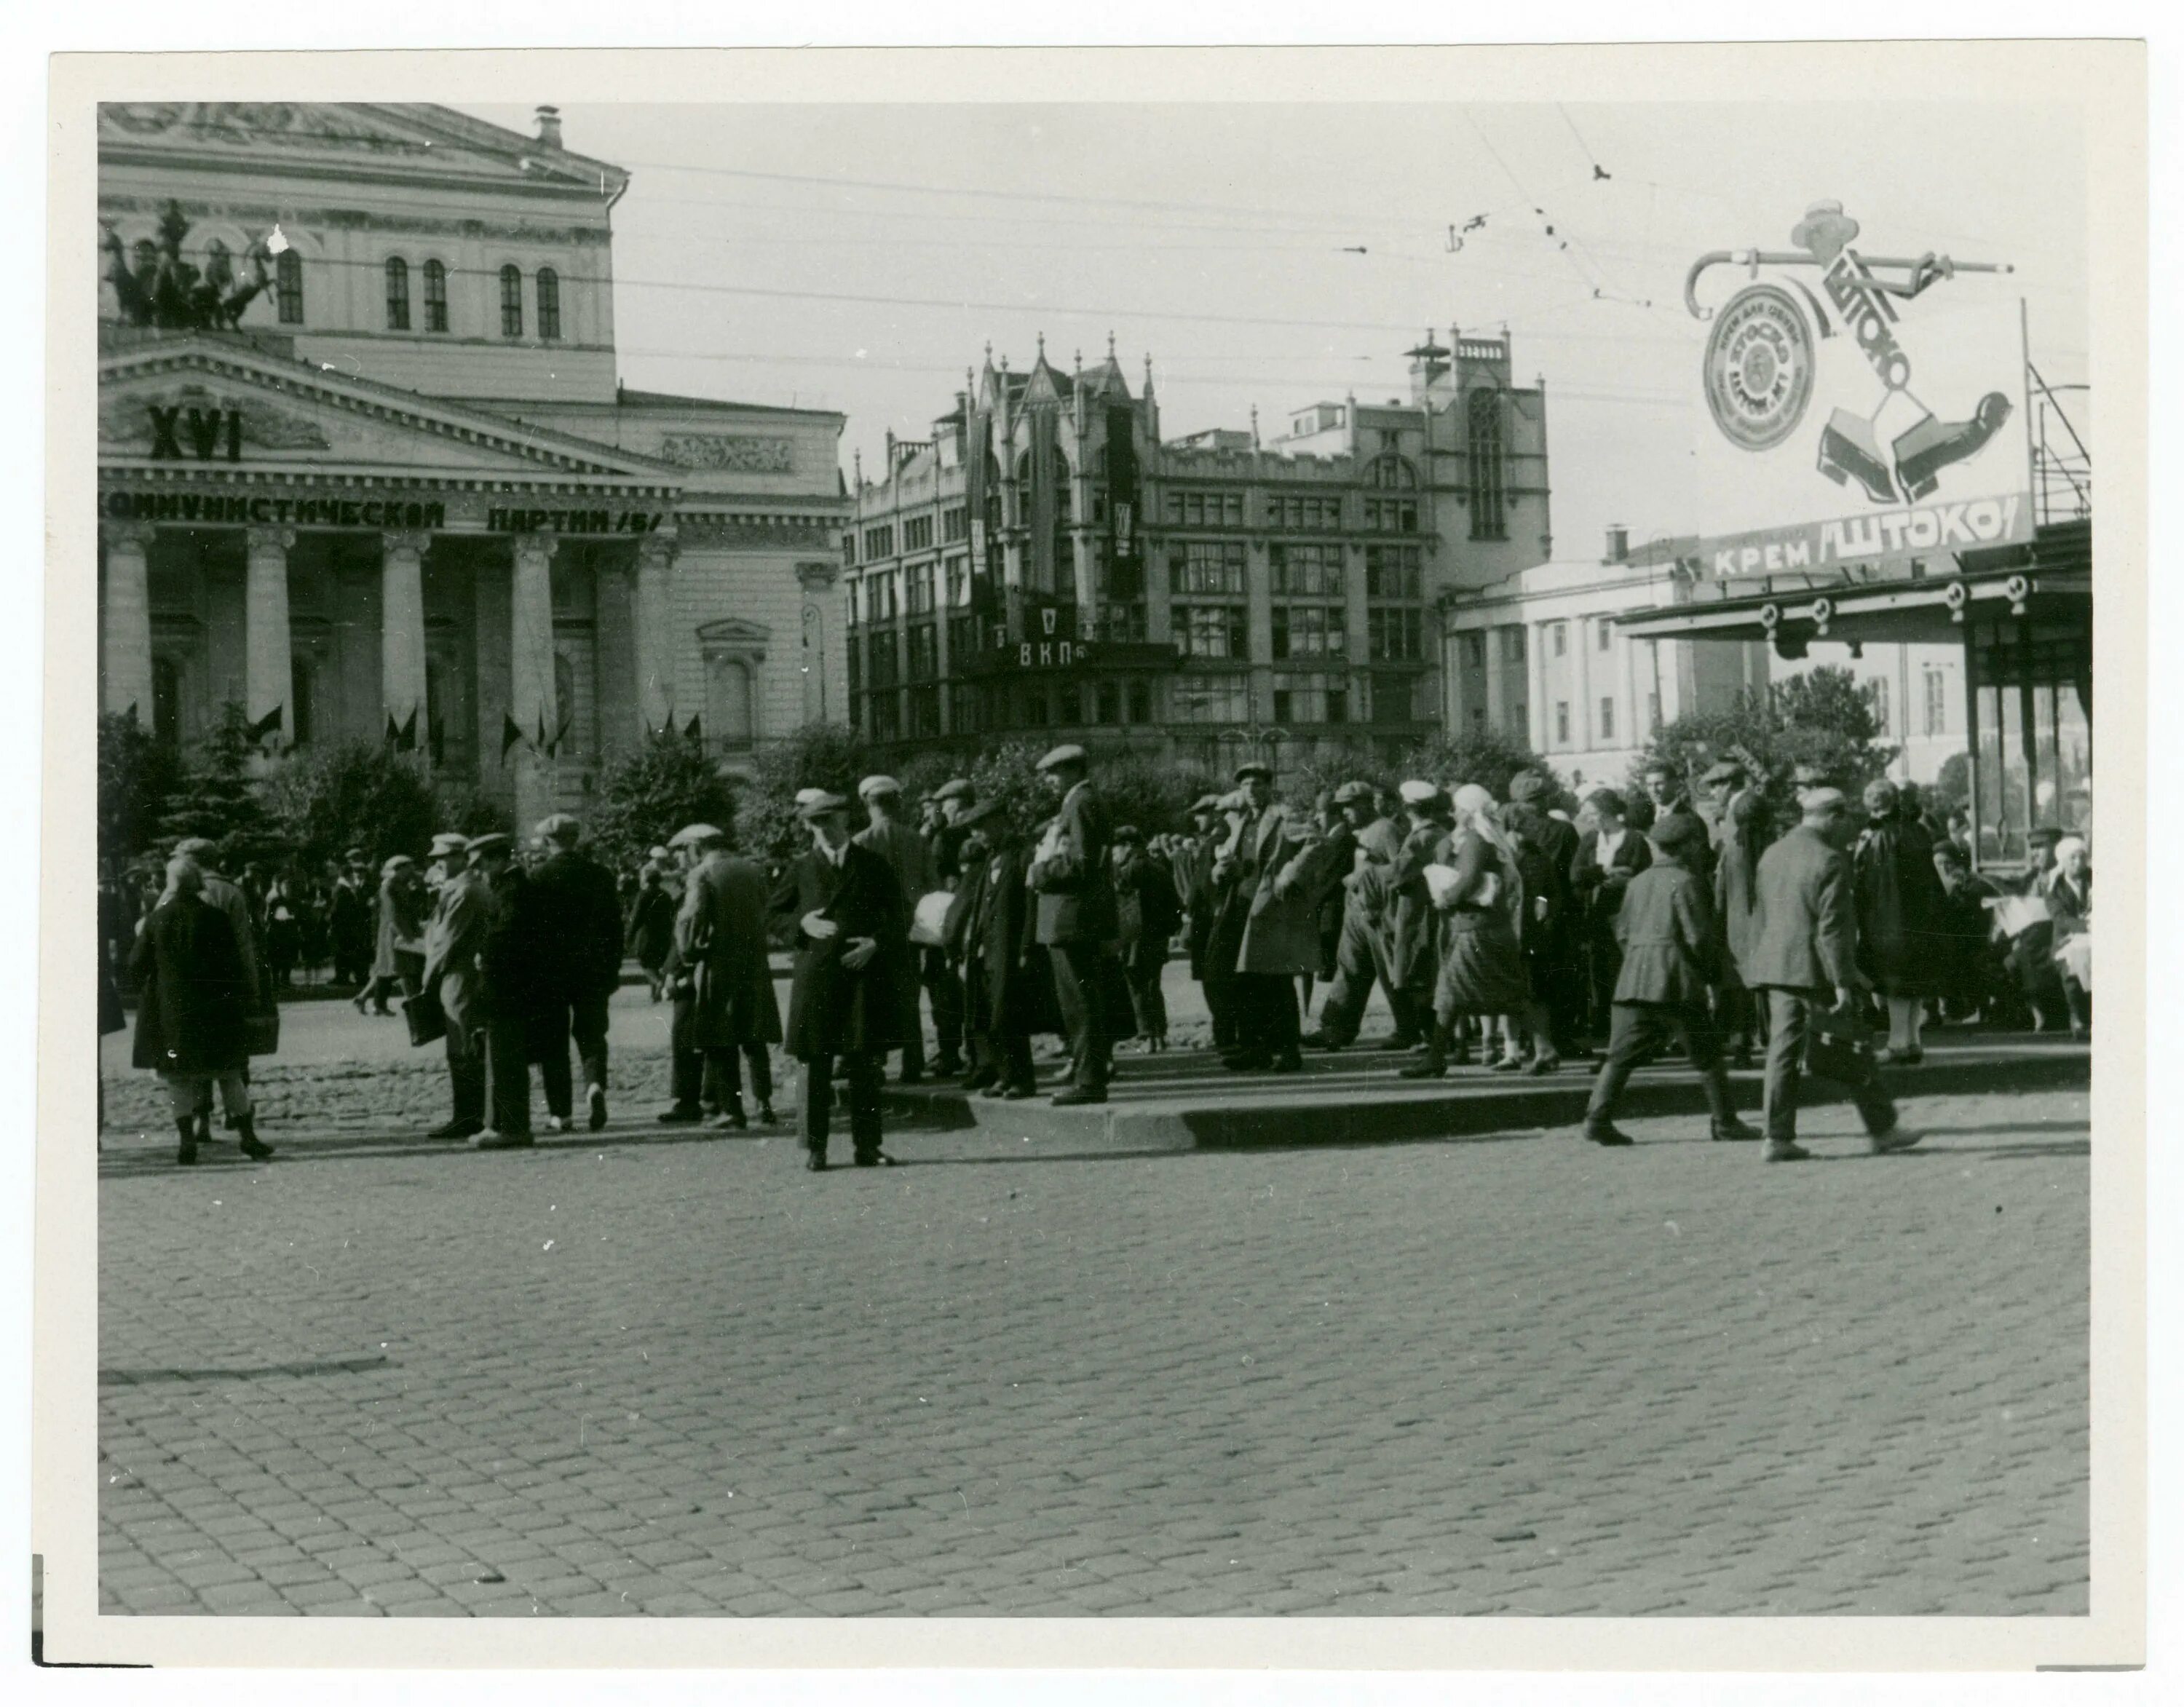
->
<box><xmin>1747</xmin><ymin>788</ymin><xmax>1920</xmax><ymax>1163</ymax></box>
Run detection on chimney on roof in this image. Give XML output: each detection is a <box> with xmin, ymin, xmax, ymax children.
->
<box><xmin>1605</xmin><ymin>523</ymin><xmax>1629</xmax><ymax>563</ymax></box>
<box><xmin>534</xmin><ymin>106</ymin><xmax>563</xmax><ymax>150</ymax></box>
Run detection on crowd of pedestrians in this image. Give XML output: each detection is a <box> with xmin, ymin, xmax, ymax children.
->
<box><xmin>106</xmin><ymin>745</ymin><xmax>2089</xmax><ymax>1172</ymax></box>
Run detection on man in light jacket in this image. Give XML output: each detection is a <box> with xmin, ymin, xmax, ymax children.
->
<box><xmin>1746</xmin><ymin>788</ymin><xmax>1920</xmax><ymax>1163</ymax></box>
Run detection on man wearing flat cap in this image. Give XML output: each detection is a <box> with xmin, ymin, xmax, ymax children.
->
<box><xmin>1175</xmin><ymin>793</ymin><xmax>1236</xmax><ymax>1050</ymax></box>
<box><xmin>1029</xmin><ymin>743</ymin><xmax>1118</xmax><ymax>1104</ymax></box>
<box><xmin>953</xmin><ymin>799</ymin><xmax>1053</xmax><ymax>1098</ymax></box>
<box><xmin>526</xmin><ymin>814</ymin><xmax>625</xmax><ymax>1133</ymax></box>
<box><xmin>1214</xmin><ymin>761</ymin><xmax>1342</xmax><ymax>1072</ymax></box>
<box><xmin>1110</xmin><ymin>823</ymin><xmax>1179</xmax><ymax>1052</ymax></box>
<box><xmin>1308</xmin><ymin>781</ymin><xmax>1420</xmax><ymax>1053</ymax></box>
<box><xmin>854</xmin><ymin>774</ymin><xmax>946</xmax><ymax>1084</ymax></box>
<box><xmin>1388</xmin><ymin>782</ymin><xmax>1455</xmax><ymax>1054</ymax></box>
<box><xmin>1746</xmin><ymin>787</ymin><xmax>1916</xmax><ymax>1162</ymax></box>
<box><xmin>457</xmin><ymin>832</ymin><xmax>551</xmax><ymax>1149</ymax></box>
<box><xmin>771</xmin><ymin>792</ymin><xmax>906</xmax><ymax>1168</ymax></box>
<box><xmin>1701</xmin><ymin>756</ymin><xmax>1768</xmax><ymax>1066</ymax></box>
<box><xmin>670</xmin><ymin>822</ymin><xmax>781</xmax><ymax>1132</ymax></box>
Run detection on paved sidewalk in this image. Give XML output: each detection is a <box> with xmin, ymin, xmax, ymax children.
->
<box><xmin>95</xmin><ymin>1077</ymin><xmax>2089</xmax><ymax>1617</ymax></box>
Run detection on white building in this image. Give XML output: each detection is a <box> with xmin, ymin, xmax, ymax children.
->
<box><xmin>1444</xmin><ymin>529</ymin><xmax>1966</xmax><ymax>795</ymax></box>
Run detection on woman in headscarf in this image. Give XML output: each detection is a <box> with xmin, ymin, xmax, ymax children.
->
<box><xmin>1405</xmin><ymin>783</ymin><xmax>1559</xmax><ymax>1077</ymax></box>
<box><xmin>2045</xmin><ymin>836</ymin><xmax>2090</xmax><ymax>1037</ymax></box>
<box><xmin>1852</xmin><ymin>778</ymin><xmax>1944</xmax><ymax>1064</ymax></box>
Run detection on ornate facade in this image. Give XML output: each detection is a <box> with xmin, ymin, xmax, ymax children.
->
<box><xmin>844</xmin><ymin>332</ymin><xmax>1551</xmax><ymax>779</ymax></box>
<box><xmin>97</xmin><ymin>103</ymin><xmax>847</xmax><ymax>830</ymax></box>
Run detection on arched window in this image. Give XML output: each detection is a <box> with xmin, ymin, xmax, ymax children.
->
<box><xmin>422</xmin><ymin>258</ymin><xmax>448</xmax><ymax>332</ymax></box>
<box><xmin>1368</xmin><ymin>451</ymin><xmax>1418</xmax><ymax>489</ymax></box>
<box><xmin>275</xmin><ymin>248</ymin><xmax>304</xmax><ymax>324</ymax></box>
<box><xmin>499</xmin><ymin>265</ymin><xmax>523</xmax><ymax>339</ymax></box>
<box><xmin>536</xmin><ymin>266</ymin><xmax>561</xmax><ymax>342</ymax></box>
<box><xmin>384</xmin><ymin>256</ymin><xmax>410</xmax><ymax>330</ymax></box>
<box><xmin>1466</xmin><ymin>388</ymin><xmax>1507</xmax><ymax>541</ymax></box>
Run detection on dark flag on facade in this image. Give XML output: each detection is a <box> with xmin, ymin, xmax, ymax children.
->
<box><xmin>246</xmin><ymin>705</ymin><xmax>283</xmax><ymax>745</ymax></box>
<box><xmin>384</xmin><ymin>708</ymin><xmax>418</xmax><ymax>752</ymax></box>
<box><xmin>1106</xmin><ymin>403</ymin><xmax>1142</xmax><ymax>599</ymax></box>
<box><xmin>1028</xmin><ymin>403</ymin><xmax>1060</xmax><ymax>593</ymax></box>
<box><xmin>683</xmin><ymin>712</ymin><xmax>703</xmax><ymax>743</ymax></box>
<box><xmin>500</xmin><ymin>710</ymin><xmax>524</xmax><ymax>764</ymax></box>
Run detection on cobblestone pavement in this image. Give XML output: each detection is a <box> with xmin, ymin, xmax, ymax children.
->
<box><xmin>98</xmin><ymin>985</ymin><xmax>2089</xmax><ymax>1620</ymax></box>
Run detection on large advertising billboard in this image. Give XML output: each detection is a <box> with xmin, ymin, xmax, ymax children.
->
<box><xmin>1687</xmin><ymin>200</ymin><xmax>2033</xmax><ymax>583</ymax></box>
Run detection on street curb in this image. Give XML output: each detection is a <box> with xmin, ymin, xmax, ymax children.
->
<box><xmin>882</xmin><ymin>1047</ymin><xmax>2089</xmax><ymax>1152</ymax></box>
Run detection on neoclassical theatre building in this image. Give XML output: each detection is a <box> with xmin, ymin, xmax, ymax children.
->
<box><xmin>97</xmin><ymin>102</ymin><xmax>848</xmax><ymax>831</ymax></box>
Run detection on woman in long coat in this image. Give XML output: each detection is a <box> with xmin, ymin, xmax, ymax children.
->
<box><xmin>1852</xmin><ymin>778</ymin><xmax>1944</xmax><ymax>1061</ymax></box>
<box><xmin>129</xmin><ymin>858</ymin><xmax>273</xmax><ymax>1165</ymax></box>
<box><xmin>677</xmin><ymin>835</ymin><xmax>785</xmax><ymax>1122</ymax></box>
<box><xmin>1407</xmin><ymin>785</ymin><xmax>1556</xmax><ymax>1077</ymax></box>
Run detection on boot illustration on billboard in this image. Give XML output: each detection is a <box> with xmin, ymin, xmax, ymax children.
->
<box><xmin>1891</xmin><ymin>392</ymin><xmax>2014</xmax><ymax>502</ymax></box>
<box><xmin>1816</xmin><ymin>409</ymin><xmax>1899</xmax><ymax>504</ymax></box>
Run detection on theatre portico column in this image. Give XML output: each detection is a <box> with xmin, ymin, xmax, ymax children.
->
<box><xmin>381</xmin><ymin>529</ymin><xmax>431</xmax><ymax>754</ymax></box>
<box><xmin>244</xmin><ymin>526</ymin><xmax>296</xmax><ymax>752</ymax></box>
<box><xmin>633</xmin><ymin>531</ymin><xmax>676</xmax><ymax>738</ymax></box>
<box><xmin>101</xmin><ymin>522</ymin><xmax>157</xmax><ymax>723</ymax></box>
<box><xmin>510</xmin><ymin>532</ymin><xmax>561</xmax><ymax>833</ymax></box>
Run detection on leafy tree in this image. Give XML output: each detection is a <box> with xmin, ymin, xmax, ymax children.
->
<box><xmin>590</xmin><ymin>729</ymin><xmax>742</xmax><ymax>873</ymax></box>
<box><xmin>432</xmin><ymin>782</ymin><xmax>514</xmax><ymax>843</ymax></box>
<box><xmin>153</xmin><ymin>702</ymin><xmax>282</xmax><ymax>871</ymax></box>
<box><xmin>1393</xmin><ymin>726</ymin><xmax>1555</xmax><ymax>804</ymax></box>
<box><xmin>1931</xmin><ymin>750</ymin><xmax>1972</xmax><ymax>815</ymax></box>
<box><xmin>98</xmin><ymin>712</ymin><xmax>182</xmax><ymax>870</ymax></box>
<box><xmin>259</xmin><ymin>740</ymin><xmax>438</xmax><ymax>875</ymax></box>
<box><xmin>1637</xmin><ymin>665</ymin><xmax>1900</xmax><ymax>839</ymax></box>
<box><xmin>736</xmin><ymin>721</ymin><xmax>871</xmax><ymax>870</ymax></box>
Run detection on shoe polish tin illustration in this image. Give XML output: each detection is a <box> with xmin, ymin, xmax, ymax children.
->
<box><xmin>1704</xmin><ymin>283</ymin><xmax>1817</xmax><ymax>451</ymax></box>
<box><xmin>1687</xmin><ymin>202</ymin><xmax>2033</xmax><ymax>583</ymax></box>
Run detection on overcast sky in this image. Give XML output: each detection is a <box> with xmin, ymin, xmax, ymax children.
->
<box><xmin>462</xmin><ymin>100</ymin><xmax>2087</xmax><ymax>561</ymax></box>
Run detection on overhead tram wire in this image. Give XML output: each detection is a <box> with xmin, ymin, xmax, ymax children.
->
<box><xmin>252</xmin><ymin>250</ymin><xmax>1704</xmax><ymax>346</ymax></box>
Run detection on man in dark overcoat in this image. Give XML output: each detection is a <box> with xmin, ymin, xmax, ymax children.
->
<box><xmin>773</xmin><ymin>792</ymin><xmax>905</xmax><ymax>1169</ymax></box>
<box><xmin>954</xmin><ymin>801</ymin><xmax>1053</xmax><ymax>1098</ymax></box>
<box><xmin>1746</xmin><ymin>788</ymin><xmax>1918</xmax><ymax>1162</ymax></box>
<box><xmin>855</xmin><ymin>774</ymin><xmax>941</xmax><ymax>1085</ymax></box>
<box><xmin>1111</xmin><ymin>824</ymin><xmax>1179</xmax><ymax>1051</ymax></box>
<box><xmin>1174</xmin><ymin>794</ymin><xmax>1233</xmax><ymax>1050</ymax></box>
<box><xmin>526</xmin><ymin>814</ymin><xmax>626</xmax><ymax>1132</ymax></box>
<box><xmin>468</xmin><ymin>833</ymin><xmax>547</xmax><ymax>1149</ymax></box>
<box><xmin>1570</xmin><ymin>787</ymin><xmax>1652</xmax><ymax>1041</ymax></box>
<box><xmin>419</xmin><ymin>832</ymin><xmax>488</xmax><ymax>1139</ymax></box>
<box><xmin>130</xmin><ymin>858</ymin><xmax>274</xmax><ymax>1165</ymax></box>
<box><xmin>1702</xmin><ymin>757</ymin><xmax>1768</xmax><ymax>1066</ymax></box>
<box><xmin>1029</xmin><ymin>743</ymin><xmax>1117</xmax><ymax>1106</ymax></box>
<box><xmin>672</xmin><ymin>822</ymin><xmax>782</xmax><ymax>1130</ymax></box>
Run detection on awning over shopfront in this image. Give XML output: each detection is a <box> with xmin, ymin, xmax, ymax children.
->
<box><xmin>1617</xmin><ymin>520</ymin><xmax>2093</xmax><ymax>868</ymax></box>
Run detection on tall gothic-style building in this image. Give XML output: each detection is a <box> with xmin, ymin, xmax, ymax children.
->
<box><xmin>844</xmin><ymin>333</ymin><xmax>1551</xmax><ymax>779</ymax></box>
<box><xmin>97</xmin><ymin>102</ymin><xmax>848</xmax><ymax>830</ymax></box>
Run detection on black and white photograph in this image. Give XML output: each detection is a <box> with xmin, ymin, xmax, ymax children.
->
<box><xmin>30</xmin><ymin>31</ymin><xmax>2149</xmax><ymax>1674</ymax></box>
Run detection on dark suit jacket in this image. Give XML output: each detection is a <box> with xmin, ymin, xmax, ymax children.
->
<box><xmin>528</xmin><ymin>848</ymin><xmax>625</xmax><ymax>999</ymax></box>
<box><xmin>1746</xmin><ymin>824</ymin><xmax>1858</xmax><ymax>994</ymax></box>
<box><xmin>1572</xmin><ymin>827</ymin><xmax>1652</xmax><ymax>934</ymax></box>
<box><xmin>1612</xmin><ymin>863</ymin><xmax>1722</xmax><ymax>1005</ymax></box>
<box><xmin>1031</xmin><ymin>780</ymin><xmax>1115</xmax><ymax>946</ymax></box>
<box><xmin>961</xmin><ymin>844</ymin><xmax>1056</xmax><ymax>1036</ymax></box>
<box><xmin>675</xmin><ymin>850</ymin><xmax>781</xmax><ymax>1047</ymax></box>
<box><xmin>772</xmin><ymin>841</ymin><xmax>906</xmax><ymax>1059</ymax></box>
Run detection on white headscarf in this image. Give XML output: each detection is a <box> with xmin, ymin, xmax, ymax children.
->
<box><xmin>2046</xmin><ymin>837</ymin><xmax>2088</xmax><ymax>890</ymax></box>
<box><xmin>1452</xmin><ymin>783</ymin><xmax>1522</xmax><ymax>870</ymax></box>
